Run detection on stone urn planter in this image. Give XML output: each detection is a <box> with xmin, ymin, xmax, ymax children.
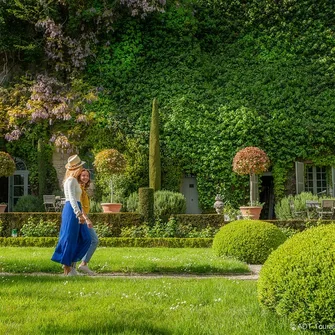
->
<box><xmin>101</xmin><ymin>203</ymin><xmax>122</xmax><ymax>213</ymax></box>
<box><xmin>233</xmin><ymin>146</ymin><xmax>270</xmax><ymax>220</ymax></box>
<box><xmin>239</xmin><ymin>206</ymin><xmax>262</xmax><ymax>220</ymax></box>
<box><xmin>0</xmin><ymin>204</ymin><xmax>7</xmax><ymax>213</ymax></box>
<box><xmin>214</xmin><ymin>194</ymin><xmax>224</xmax><ymax>214</ymax></box>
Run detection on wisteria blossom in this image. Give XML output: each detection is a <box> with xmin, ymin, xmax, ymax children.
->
<box><xmin>120</xmin><ymin>0</ymin><xmax>166</xmax><ymax>18</ymax></box>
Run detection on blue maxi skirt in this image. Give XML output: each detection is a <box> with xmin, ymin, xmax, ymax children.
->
<box><xmin>51</xmin><ymin>201</ymin><xmax>91</xmax><ymax>266</ymax></box>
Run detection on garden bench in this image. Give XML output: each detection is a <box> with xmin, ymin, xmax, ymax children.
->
<box><xmin>43</xmin><ymin>195</ymin><xmax>56</xmax><ymax>212</ymax></box>
<box><xmin>318</xmin><ymin>199</ymin><xmax>335</xmax><ymax>219</ymax></box>
<box><xmin>305</xmin><ymin>200</ymin><xmax>321</xmax><ymax>219</ymax></box>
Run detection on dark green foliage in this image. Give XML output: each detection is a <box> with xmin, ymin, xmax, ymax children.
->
<box><xmin>275</xmin><ymin>192</ymin><xmax>320</xmax><ymax>220</ymax></box>
<box><xmin>88</xmin><ymin>213</ymin><xmax>144</xmax><ymax>237</ymax></box>
<box><xmin>126</xmin><ymin>191</ymin><xmax>139</xmax><ymax>212</ymax></box>
<box><xmin>120</xmin><ymin>218</ymin><xmax>220</xmax><ymax>238</ymax></box>
<box><xmin>0</xmin><ymin>237</ymin><xmax>58</xmax><ymax>247</ymax></box>
<box><xmin>257</xmin><ymin>224</ymin><xmax>335</xmax><ymax>330</ymax></box>
<box><xmin>126</xmin><ymin>190</ymin><xmax>187</xmax><ymax>220</ymax></box>
<box><xmin>13</xmin><ymin>195</ymin><xmax>44</xmax><ymax>212</ymax></box>
<box><xmin>7</xmin><ymin>136</ymin><xmax>59</xmax><ymax>196</ymax></box>
<box><xmin>99</xmin><ymin>237</ymin><xmax>213</xmax><ymax>248</ymax></box>
<box><xmin>37</xmin><ymin>139</ymin><xmax>47</xmax><ymax>198</ymax></box>
<box><xmin>149</xmin><ymin>98</ymin><xmax>161</xmax><ymax>191</ymax></box>
<box><xmin>212</xmin><ymin>220</ymin><xmax>287</xmax><ymax>264</ymax></box>
<box><xmin>174</xmin><ymin>214</ymin><xmax>225</xmax><ymax>230</ymax></box>
<box><xmin>94</xmin><ymin>222</ymin><xmax>114</xmax><ymax>237</ymax></box>
<box><xmin>0</xmin><ymin>212</ymin><xmax>142</xmax><ymax>237</ymax></box>
<box><xmin>0</xmin><ymin>151</ymin><xmax>15</xmax><ymax>177</ymax></box>
<box><xmin>138</xmin><ymin>187</ymin><xmax>154</xmax><ymax>223</ymax></box>
<box><xmin>20</xmin><ymin>217</ymin><xmax>59</xmax><ymax>237</ymax></box>
<box><xmin>154</xmin><ymin>190</ymin><xmax>186</xmax><ymax>220</ymax></box>
<box><xmin>4</xmin><ymin>0</ymin><xmax>335</xmax><ymax>209</ymax></box>
<box><xmin>0</xmin><ymin>212</ymin><xmax>323</xmax><ymax>240</ymax></box>
<box><xmin>87</xmin><ymin>0</ymin><xmax>335</xmax><ymax>208</ymax></box>
<box><xmin>0</xmin><ymin>237</ymin><xmax>213</xmax><ymax>248</ymax></box>
<box><xmin>0</xmin><ymin>213</ymin><xmax>60</xmax><ymax>237</ymax></box>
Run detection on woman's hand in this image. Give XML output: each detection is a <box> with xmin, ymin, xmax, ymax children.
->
<box><xmin>86</xmin><ymin>219</ymin><xmax>93</xmax><ymax>228</ymax></box>
<box><xmin>78</xmin><ymin>214</ymin><xmax>86</xmax><ymax>224</ymax></box>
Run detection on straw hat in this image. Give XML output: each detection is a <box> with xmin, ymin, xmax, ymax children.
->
<box><xmin>65</xmin><ymin>155</ymin><xmax>85</xmax><ymax>170</ymax></box>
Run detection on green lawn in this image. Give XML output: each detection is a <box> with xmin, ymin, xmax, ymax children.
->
<box><xmin>0</xmin><ymin>247</ymin><xmax>304</xmax><ymax>334</ymax></box>
<box><xmin>0</xmin><ymin>275</ymin><xmax>303</xmax><ymax>335</ymax></box>
<box><xmin>0</xmin><ymin>247</ymin><xmax>249</xmax><ymax>274</ymax></box>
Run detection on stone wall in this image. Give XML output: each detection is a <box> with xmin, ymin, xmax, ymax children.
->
<box><xmin>52</xmin><ymin>151</ymin><xmax>95</xmax><ymax>196</ymax></box>
<box><xmin>52</xmin><ymin>151</ymin><xmax>70</xmax><ymax>190</ymax></box>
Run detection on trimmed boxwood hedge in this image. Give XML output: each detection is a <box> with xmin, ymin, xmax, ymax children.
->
<box><xmin>257</xmin><ymin>224</ymin><xmax>335</xmax><ymax>330</ymax></box>
<box><xmin>0</xmin><ymin>213</ymin><xmax>225</xmax><ymax>237</ymax></box>
<box><xmin>212</xmin><ymin>220</ymin><xmax>287</xmax><ymax>264</ymax></box>
<box><xmin>0</xmin><ymin>237</ymin><xmax>213</xmax><ymax>248</ymax></box>
<box><xmin>174</xmin><ymin>214</ymin><xmax>225</xmax><ymax>229</ymax></box>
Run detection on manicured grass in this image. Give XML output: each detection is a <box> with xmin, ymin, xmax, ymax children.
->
<box><xmin>0</xmin><ymin>247</ymin><xmax>249</xmax><ymax>274</ymax></box>
<box><xmin>0</xmin><ymin>275</ymin><xmax>303</xmax><ymax>335</ymax></box>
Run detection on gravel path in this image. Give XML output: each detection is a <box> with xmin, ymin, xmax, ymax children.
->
<box><xmin>0</xmin><ymin>265</ymin><xmax>262</xmax><ymax>280</ymax></box>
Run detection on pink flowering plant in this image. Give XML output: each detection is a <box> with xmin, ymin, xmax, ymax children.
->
<box><xmin>233</xmin><ymin>147</ymin><xmax>270</xmax><ymax>206</ymax></box>
<box><xmin>0</xmin><ymin>152</ymin><xmax>15</xmax><ymax>178</ymax></box>
<box><xmin>94</xmin><ymin>149</ymin><xmax>127</xmax><ymax>203</ymax></box>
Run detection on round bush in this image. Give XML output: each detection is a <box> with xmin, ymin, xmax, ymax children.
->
<box><xmin>154</xmin><ymin>191</ymin><xmax>186</xmax><ymax>219</ymax></box>
<box><xmin>125</xmin><ymin>190</ymin><xmax>187</xmax><ymax>219</ymax></box>
<box><xmin>257</xmin><ymin>224</ymin><xmax>335</xmax><ymax>330</ymax></box>
<box><xmin>13</xmin><ymin>195</ymin><xmax>44</xmax><ymax>212</ymax></box>
<box><xmin>212</xmin><ymin>220</ymin><xmax>287</xmax><ymax>264</ymax></box>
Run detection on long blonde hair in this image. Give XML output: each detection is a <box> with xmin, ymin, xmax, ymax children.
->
<box><xmin>63</xmin><ymin>167</ymin><xmax>84</xmax><ymax>184</ymax></box>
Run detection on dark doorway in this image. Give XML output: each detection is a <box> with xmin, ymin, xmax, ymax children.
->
<box><xmin>260</xmin><ymin>175</ymin><xmax>275</xmax><ymax>219</ymax></box>
<box><xmin>0</xmin><ymin>177</ymin><xmax>9</xmax><ymax>211</ymax></box>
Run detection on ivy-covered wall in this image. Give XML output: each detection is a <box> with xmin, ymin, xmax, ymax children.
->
<box><xmin>1</xmin><ymin>0</ymin><xmax>335</xmax><ymax>209</ymax></box>
<box><xmin>84</xmin><ymin>0</ymin><xmax>335</xmax><ymax>208</ymax></box>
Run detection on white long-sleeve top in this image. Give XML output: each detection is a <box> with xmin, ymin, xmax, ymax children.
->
<box><xmin>64</xmin><ymin>176</ymin><xmax>82</xmax><ymax>217</ymax></box>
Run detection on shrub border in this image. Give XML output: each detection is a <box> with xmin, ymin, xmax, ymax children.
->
<box><xmin>0</xmin><ymin>237</ymin><xmax>213</xmax><ymax>248</ymax></box>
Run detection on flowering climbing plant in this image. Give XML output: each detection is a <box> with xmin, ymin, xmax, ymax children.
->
<box><xmin>3</xmin><ymin>76</ymin><xmax>97</xmax><ymax>151</ymax></box>
<box><xmin>0</xmin><ymin>0</ymin><xmax>167</xmax><ymax>150</ymax></box>
<box><xmin>233</xmin><ymin>147</ymin><xmax>270</xmax><ymax>175</ymax></box>
<box><xmin>0</xmin><ymin>152</ymin><xmax>15</xmax><ymax>177</ymax></box>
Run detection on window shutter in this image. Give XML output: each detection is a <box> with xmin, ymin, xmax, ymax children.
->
<box><xmin>332</xmin><ymin>167</ymin><xmax>335</xmax><ymax>197</ymax></box>
<box><xmin>295</xmin><ymin>161</ymin><xmax>305</xmax><ymax>194</ymax></box>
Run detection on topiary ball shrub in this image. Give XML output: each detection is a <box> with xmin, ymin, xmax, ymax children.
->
<box><xmin>212</xmin><ymin>220</ymin><xmax>287</xmax><ymax>264</ymax></box>
<box><xmin>257</xmin><ymin>224</ymin><xmax>335</xmax><ymax>330</ymax></box>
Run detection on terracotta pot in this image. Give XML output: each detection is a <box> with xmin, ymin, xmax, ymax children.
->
<box><xmin>101</xmin><ymin>203</ymin><xmax>122</xmax><ymax>213</ymax></box>
<box><xmin>239</xmin><ymin>206</ymin><xmax>262</xmax><ymax>220</ymax></box>
<box><xmin>0</xmin><ymin>204</ymin><xmax>7</xmax><ymax>213</ymax></box>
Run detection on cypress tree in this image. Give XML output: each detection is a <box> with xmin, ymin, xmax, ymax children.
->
<box><xmin>149</xmin><ymin>98</ymin><xmax>161</xmax><ymax>191</ymax></box>
<box><xmin>138</xmin><ymin>187</ymin><xmax>154</xmax><ymax>224</ymax></box>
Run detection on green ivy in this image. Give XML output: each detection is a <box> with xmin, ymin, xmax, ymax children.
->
<box><xmin>4</xmin><ymin>0</ymin><xmax>335</xmax><ymax>209</ymax></box>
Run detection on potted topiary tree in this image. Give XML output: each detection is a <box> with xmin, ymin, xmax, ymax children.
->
<box><xmin>94</xmin><ymin>149</ymin><xmax>127</xmax><ymax>213</ymax></box>
<box><xmin>0</xmin><ymin>151</ymin><xmax>16</xmax><ymax>212</ymax></box>
<box><xmin>233</xmin><ymin>146</ymin><xmax>270</xmax><ymax>219</ymax></box>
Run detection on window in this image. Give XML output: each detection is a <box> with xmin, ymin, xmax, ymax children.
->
<box><xmin>305</xmin><ymin>166</ymin><xmax>327</xmax><ymax>194</ymax></box>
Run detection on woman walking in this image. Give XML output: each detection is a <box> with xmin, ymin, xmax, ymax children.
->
<box><xmin>51</xmin><ymin>155</ymin><xmax>91</xmax><ymax>276</ymax></box>
<box><xmin>75</xmin><ymin>169</ymin><xmax>99</xmax><ymax>275</ymax></box>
